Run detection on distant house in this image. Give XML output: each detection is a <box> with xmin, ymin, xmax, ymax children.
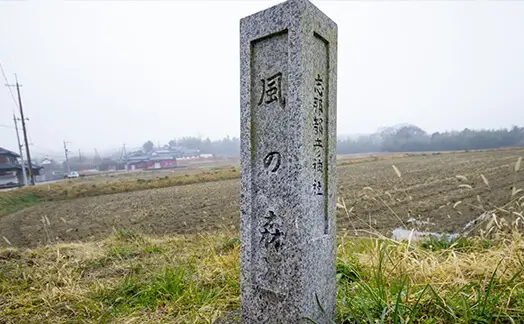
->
<box><xmin>0</xmin><ymin>147</ymin><xmax>43</xmax><ymax>187</ymax></box>
<box><xmin>149</xmin><ymin>151</ymin><xmax>177</xmax><ymax>169</ymax></box>
<box><xmin>124</xmin><ymin>146</ymin><xmax>201</xmax><ymax>171</ymax></box>
<box><xmin>126</xmin><ymin>151</ymin><xmax>178</xmax><ymax>171</ymax></box>
<box><xmin>40</xmin><ymin>158</ymin><xmax>53</xmax><ymax>165</ymax></box>
<box><xmin>125</xmin><ymin>152</ymin><xmax>151</xmax><ymax>171</ymax></box>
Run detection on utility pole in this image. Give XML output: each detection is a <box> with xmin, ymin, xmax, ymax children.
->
<box><xmin>78</xmin><ymin>149</ymin><xmax>82</xmax><ymax>162</ymax></box>
<box><xmin>63</xmin><ymin>140</ymin><xmax>71</xmax><ymax>173</ymax></box>
<box><xmin>6</xmin><ymin>75</ymin><xmax>35</xmax><ymax>185</ymax></box>
<box><xmin>93</xmin><ymin>149</ymin><xmax>99</xmax><ymax>171</ymax></box>
<box><xmin>119</xmin><ymin>143</ymin><xmax>127</xmax><ymax>162</ymax></box>
<box><xmin>118</xmin><ymin>144</ymin><xmax>127</xmax><ymax>171</ymax></box>
<box><xmin>94</xmin><ymin>148</ymin><xmax>100</xmax><ymax>160</ymax></box>
<box><xmin>13</xmin><ymin>114</ymin><xmax>28</xmax><ymax>186</ymax></box>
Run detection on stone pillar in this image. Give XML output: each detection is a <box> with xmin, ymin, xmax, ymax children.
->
<box><xmin>240</xmin><ymin>0</ymin><xmax>338</xmax><ymax>322</ymax></box>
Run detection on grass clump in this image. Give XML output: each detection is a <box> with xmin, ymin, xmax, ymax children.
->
<box><xmin>98</xmin><ymin>265</ymin><xmax>219</xmax><ymax>317</ymax></box>
<box><xmin>214</xmin><ymin>236</ymin><xmax>240</xmax><ymax>255</ymax></box>
<box><xmin>418</xmin><ymin>236</ymin><xmax>475</xmax><ymax>252</ymax></box>
<box><xmin>0</xmin><ymin>191</ymin><xmax>41</xmax><ymax>216</ymax></box>
<box><xmin>336</xmin><ymin>232</ymin><xmax>524</xmax><ymax>323</ymax></box>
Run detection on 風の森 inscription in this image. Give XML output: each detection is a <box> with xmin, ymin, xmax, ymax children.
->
<box><xmin>249</xmin><ymin>29</ymin><xmax>289</xmax><ymax>293</ymax></box>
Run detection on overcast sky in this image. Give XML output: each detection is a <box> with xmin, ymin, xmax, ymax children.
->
<box><xmin>1</xmin><ymin>0</ymin><xmax>523</xmax><ymax>158</ymax></box>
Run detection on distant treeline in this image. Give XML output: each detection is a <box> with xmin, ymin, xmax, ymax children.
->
<box><xmin>169</xmin><ymin>125</ymin><xmax>524</xmax><ymax>156</ymax></box>
<box><xmin>169</xmin><ymin>137</ymin><xmax>240</xmax><ymax>156</ymax></box>
<box><xmin>338</xmin><ymin>125</ymin><xmax>524</xmax><ymax>154</ymax></box>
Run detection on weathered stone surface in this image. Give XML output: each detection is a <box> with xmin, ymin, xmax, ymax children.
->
<box><xmin>239</xmin><ymin>0</ymin><xmax>338</xmax><ymax>323</ymax></box>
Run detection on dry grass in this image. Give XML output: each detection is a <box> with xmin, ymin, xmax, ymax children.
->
<box><xmin>0</xmin><ymin>230</ymin><xmax>240</xmax><ymax>323</ymax></box>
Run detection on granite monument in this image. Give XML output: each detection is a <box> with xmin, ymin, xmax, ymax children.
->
<box><xmin>240</xmin><ymin>0</ymin><xmax>338</xmax><ymax>322</ymax></box>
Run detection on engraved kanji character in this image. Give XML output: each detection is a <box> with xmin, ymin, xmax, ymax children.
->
<box><xmin>313</xmin><ymin>180</ymin><xmax>323</xmax><ymax>195</ymax></box>
<box><xmin>313</xmin><ymin>117</ymin><xmax>323</xmax><ymax>135</ymax></box>
<box><xmin>260</xmin><ymin>211</ymin><xmax>285</xmax><ymax>250</ymax></box>
<box><xmin>314</xmin><ymin>74</ymin><xmax>324</xmax><ymax>97</ymax></box>
<box><xmin>313</xmin><ymin>158</ymin><xmax>323</xmax><ymax>172</ymax></box>
<box><xmin>313</xmin><ymin>138</ymin><xmax>323</xmax><ymax>148</ymax></box>
<box><xmin>315</xmin><ymin>74</ymin><xmax>323</xmax><ymax>87</ymax></box>
<box><xmin>258</xmin><ymin>72</ymin><xmax>285</xmax><ymax>107</ymax></box>
<box><xmin>313</xmin><ymin>97</ymin><xmax>324</xmax><ymax>114</ymax></box>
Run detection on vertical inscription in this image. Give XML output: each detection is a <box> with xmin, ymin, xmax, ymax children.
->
<box><xmin>250</xmin><ymin>30</ymin><xmax>288</xmax><ymax>292</ymax></box>
<box><xmin>312</xmin><ymin>74</ymin><xmax>325</xmax><ymax>197</ymax></box>
<box><xmin>311</xmin><ymin>32</ymin><xmax>329</xmax><ymax>235</ymax></box>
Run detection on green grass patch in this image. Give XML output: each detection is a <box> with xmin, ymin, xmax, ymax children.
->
<box><xmin>0</xmin><ymin>191</ymin><xmax>41</xmax><ymax>216</ymax></box>
<box><xmin>418</xmin><ymin>236</ymin><xmax>475</xmax><ymax>252</ymax></box>
<box><xmin>99</xmin><ymin>265</ymin><xmax>193</xmax><ymax>315</ymax></box>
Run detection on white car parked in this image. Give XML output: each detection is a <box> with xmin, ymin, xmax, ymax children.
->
<box><xmin>67</xmin><ymin>171</ymin><xmax>79</xmax><ymax>179</ymax></box>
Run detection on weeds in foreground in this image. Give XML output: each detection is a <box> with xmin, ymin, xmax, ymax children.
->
<box><xmin>336</xmin><ymin>235</ymin><xmax>524</xmax><ymax>323</ymax></box>
<box><xmin>1</xmin><ymin>230</ymin><xmax>523</xmax><ymax>323</ymax></box>
<box><xmin>333</xmin><ymin>157</ymin><xmax>524</xmax><ymax>323</ymax></box>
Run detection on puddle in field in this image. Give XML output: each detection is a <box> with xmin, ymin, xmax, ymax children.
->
<box><xmin>392</xmin><ymin>214</ymin><xmax>486</xmax><ymax>241</ymax></box>
<box><xmin>394</xmin><ymin>212</ymin><xmax>493</xmax><ymax>241</ymax></box>
<box><xmin>392</xmin><ymin>227</ymin><xmax>459</xmax><ymax>242</ymax></box>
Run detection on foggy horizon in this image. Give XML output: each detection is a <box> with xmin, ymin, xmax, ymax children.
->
<box><xmin>1</xmin><ymin>0</ymin><xmax>524</xmax><ymax>158</ymax></box>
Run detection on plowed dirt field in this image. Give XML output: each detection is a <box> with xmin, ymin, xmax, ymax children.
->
<box><xmin>1</xmin><ymin>149</ymin><xmax>523</xmax><ymax>248</ymax></box>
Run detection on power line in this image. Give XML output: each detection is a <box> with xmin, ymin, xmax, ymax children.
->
<box><xmin>0</xmin><ymin>61</ymin><xmax>18</xmax><ymax>110</ymax></box>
